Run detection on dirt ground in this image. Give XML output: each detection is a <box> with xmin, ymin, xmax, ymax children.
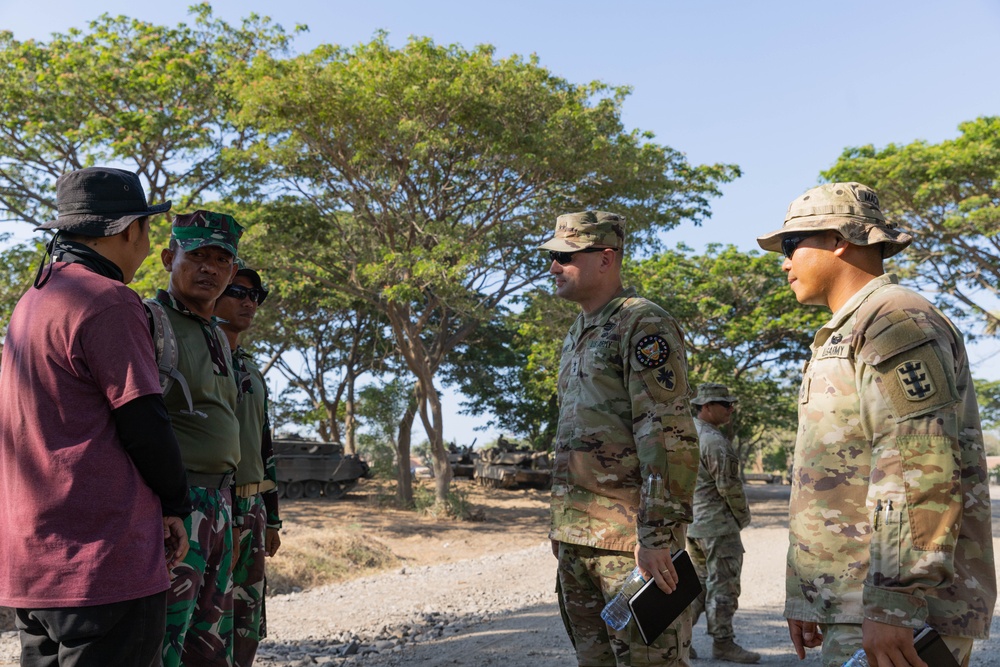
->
<box><xmin>278</xmin><ymin>477</ymin><xmax>553</xmax><ymax>568</ymax></box>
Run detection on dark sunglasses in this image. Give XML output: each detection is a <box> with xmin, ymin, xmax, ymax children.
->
<box><xmin>223</xmin><ymin>284</ymin><xmax>268</xmax><ymax>305</ymax></box>
<box><xmin>780</xmin><ymin>233</ymin><xmax>820</xmax><ymax>260</ymax></box>
<box><xmin>548</xmin><ymin>247</ymin><xmax>611</xmax><ymax>266</ymax></box>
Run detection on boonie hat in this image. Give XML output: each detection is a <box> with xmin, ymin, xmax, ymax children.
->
<box><xmin>756</xmin><ymin>182</ymin><xmax>912</xmax><ymax>259</ymax></box>
<box><xmin>538</xmin><ymin>211</ymin><xmax>626</xmax><ymax>252</ymax></box>
<box><xmin>36</xmin><ymin>167</ymin><xmax>171</xmax><ymax>237</ymax></box>
<box><xmin>171</xmin><ymin>210</ymin><xmax>244</xmax><ymax>258</ymax></box>
<box><xmin>691</xmin><ymin>382</ymin><xmax>738</xmax><ymax>407</ymax></box>
<box><xmin>234</xmin><ymin>257</ymin><xmax>269</xmax><ymax>303</ymax></box>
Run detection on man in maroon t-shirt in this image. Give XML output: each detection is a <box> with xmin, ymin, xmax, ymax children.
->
<box><xmin>0</xmin><ymin>167</ymin><xmax>192</xmax><ymax>667</ymax></box>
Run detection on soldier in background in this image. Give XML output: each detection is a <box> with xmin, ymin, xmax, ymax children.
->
<box><xmin>542</xmin><ymin>211</ymin><xmax>700</xmax><ymax>666</ymax></box>
<box><xmin>686</xmin><ymin>383</ymin><xmax>758</xmax><ymax>664</ymax></box>
<box><xmin>157</xmin><ymin>211</ymin><xmax>243</xmax><ymax>667</ymax></box>
<box><xmin>214</xmin><ymin>261</ymin><xmax>282</xmax><ymax>667</ymax></box>
<box><xmin>757</xmin><ymin>183</ymin><xmax>996</xmax><ymax>667</ymax></box>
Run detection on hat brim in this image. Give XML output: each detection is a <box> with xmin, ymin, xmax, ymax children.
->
<box><xmin>691</xmin><ymin>395</ymin><xmax>738</xmax><ymax>406</ymax></box>
<box><xmin>756</xmin><ymin>216</ymin><xmax>912</xmax><ymax>259</ymax></box>
<box><xmin>176</xmin><ymin>237</ymin><xmax>238</xmax><ymax>258</ymax></box>
<box><xmin>35</xmin><ymin>201</ymin><xmax>172</xmax><ymax>237</ymax></box>
<box><xmin>539</xmin><ymin>238</ymin><xmax>620</xmax><ymax>252</ymax></box>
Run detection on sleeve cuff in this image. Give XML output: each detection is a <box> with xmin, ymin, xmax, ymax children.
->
<box><xmin>862</xmin><ymin>584</ymin><xmax>927</xmax><ymax>628</ymax></box>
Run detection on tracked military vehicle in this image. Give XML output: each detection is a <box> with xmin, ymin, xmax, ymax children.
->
<box><xmin>473</xmin><ymin>437</ymin><xmax>551</xmax><ymax>489</ymax></box>
<box><xmin>272</xmin><ymin>438</ymin><xmax>371</xmax><ymax>500</ymax></box>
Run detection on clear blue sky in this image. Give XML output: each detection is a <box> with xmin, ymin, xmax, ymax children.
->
<box><xmin>3</xmin><ymin>0</ymin><xmax>999</xmax><ymax>444</ymax></box>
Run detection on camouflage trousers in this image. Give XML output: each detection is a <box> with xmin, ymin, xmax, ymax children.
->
<box><xmin>818</xmin><ymin>623</ymin><xmax>974</xmax><ymax>667</ymax></box>
<box><xmin>233</xmin><ymin>493</ymin><xmax>267</xmax><ymax>667</ymax></box>
<box><xmin>163</xmin><ymin>486</ymin><xmax>234</xmax><ymax>667</ymax></box>
<box><xmin>686</xmin><ymin>532</ymin><xmax>744</xmax><ymax>642</ymax></box>
<box><xmin>556</xmin><ymin>542</ymin><xmax>692</xmax><ymax>667</ymax></box>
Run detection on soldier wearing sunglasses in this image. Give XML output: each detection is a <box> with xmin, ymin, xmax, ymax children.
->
<box><xmin>214</xmin><ymin>261</ymin><xmax>280</xmax><ymax>667</ymax></box>
<box><xmin>757</xmin><ymin>183</ymin><xmax>995</xmax><ymax>667</ymax></box>
<box><xmin>542</xmin><ymin>211</ymin><xmax>699</xmax><ymax>666</ymax></box>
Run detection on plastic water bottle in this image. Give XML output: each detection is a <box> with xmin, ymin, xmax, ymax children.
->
<box><xmin>600</xmin><ymin>566</ymin><xmax>647</xmax><ymax>630</ymax></box>
<box><xmin>842</xmin><ymin>649</ymin><xmax>869</xmax><ymax>666</ymax></box>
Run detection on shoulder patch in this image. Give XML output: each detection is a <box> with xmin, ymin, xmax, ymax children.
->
<box><xmin>635</xmin><ymin>335</ymin><xmax>670</xmax><ymax>369</ymax></box>
<box><xmin>872</xmin><ymin>343</ymin><xmax>957</xmax><ymax>421</ymax></box>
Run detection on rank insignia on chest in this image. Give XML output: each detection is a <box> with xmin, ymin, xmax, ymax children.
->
<box><xmin>635</xmin><ymin>335</ymin><xmax>670</xmax><ymax>368</ymax></box>
<box><xmin>895</xmin><ymin>359</ymin><xmax>936</xmax><ymax>401</ymax></box>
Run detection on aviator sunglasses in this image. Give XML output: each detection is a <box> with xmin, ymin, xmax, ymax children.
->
<box><xmin>548</xmin><ymin>247</ymin><xmax>612</xmax><ymax>266</ymax></box>
<box><xmin>223</xmin><ymin>284</ymin><xmax>268</xmax><ymax>305</ymax></box>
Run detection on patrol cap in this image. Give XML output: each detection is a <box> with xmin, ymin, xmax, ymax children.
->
<box><xmin>538</xmin><ymin>211</ymin><xmax>626</xmax><ymax>252</ymax></box>
<box><xmin>171</xmin><ymin>210</ymin><xmax>244</xmax><ymax>258</ymax></box>
<box><xmin>691</xmin><ymin>382</ymin><xmax>738</xmax><ymax>407</ymax></box>
<box><xmin>36</xmin><ymin>167</ymin><xmax>171</xmax><ymax>237</ymax></box>
<box><xmin>756</xmin><ymin>182</ymin><xmax>912</xmax><ymax>259</ymax></box>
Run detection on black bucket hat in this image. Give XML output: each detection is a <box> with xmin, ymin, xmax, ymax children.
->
<box><xmin>35</xmin><ymin>167</ymin><xmax>171</xmax><ymax>237</ymax></box>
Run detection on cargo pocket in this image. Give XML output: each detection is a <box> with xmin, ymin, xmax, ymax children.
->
<box><xmin>895</xmin><ymin>434</ymin><xmax>961</xmax><ymax>551</ymax></box>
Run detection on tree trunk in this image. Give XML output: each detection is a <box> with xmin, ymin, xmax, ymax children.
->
<box><xmin>417</xmin><ymin>379</ymin><xmax>452</xmax><ymax>507</ymax></box>
<box><xmin>395</xmin><ymin>398</ymin><xmax>417</xmax><ymax>508</ymax></box>
<box><xmin>344</xmin><ymin>371</ymin><xmax>357</xmax><ymax>455</ymax></box>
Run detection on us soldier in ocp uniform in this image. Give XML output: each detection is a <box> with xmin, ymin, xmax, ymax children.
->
<box><xmin>214</xmin><ymin>260</ymin><xmax>282</xmax><ymax>667</ymax></box>
<box><xmin>756</xmin><ymin>183</ymin><xmax>996</xmax><ymax>667</ymax></box>
<box><xmin>542</xmin><ymin>211</ymin><xmax>700</xmax><ymax>666</ymax></box>
<box><xmin>685</xmin><ymin>383</ymin><xmax>757</xmax><ymax>664</ymax></box>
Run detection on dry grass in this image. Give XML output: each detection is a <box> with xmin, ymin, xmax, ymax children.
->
<box><xmin>266</xmin><ymin>527</ymin><xmax>399</xmax><ymax>595</ymax></box>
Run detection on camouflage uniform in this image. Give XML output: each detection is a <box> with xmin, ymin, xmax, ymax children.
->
<box><xmin>160</xmin><ymin>211</ymin><xmax>245</xmax><ymax>667</ymax></box>
<box><xmin>543</xmin><ymin>211</ymin><xmax>700</xmax><ymax>667</ymax></box>
<box><xmin>686</xmin><ymin>414</ymin><xmax>751</xmax><ymax>645</ymax></box>
<box><xmin>232</xmin><ymin>348</ymin><xmax>281</xmax><ymax>667</ymax></box>
<box><xmin>758</xmin><ymin>184</ymin><xmax>996</xmax><ymax>667</ymax></box>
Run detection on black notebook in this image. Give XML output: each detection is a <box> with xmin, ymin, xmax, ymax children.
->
<box><xmin>913</xmin><ymin>626</ymin><xmax>959</xmax><ymax>667</ymax></box>
<box><xmin>626</xmin><ymin>549</ymin><xmax>702</xmax><ymax>646</ymax></box>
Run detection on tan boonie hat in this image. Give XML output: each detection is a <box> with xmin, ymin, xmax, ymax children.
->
<box><xmin>756</xmin><ymin>182</ymin><xmax>913</xmax><ymax>258</ymax></box>
<box><xmin>538</xmin><ymin>211</ymin><xmax>626</xmax><ymax>252</ymax></box>
<box><xmin>691</xmin><ymin>382</ymin><xmax>738</xmax><ymax>406</ymax></box>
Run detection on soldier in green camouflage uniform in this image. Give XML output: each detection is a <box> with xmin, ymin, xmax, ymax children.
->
<box><xmin>541</xmin><ymin>211</ymin><xmax>700</xmax><ymax>666</ymax></box>
<box><xmin>757</xmin><ymin>183</ymin><xmax>996</xmax><ymax>667</ymax></box>
<box><xmin>685</xmin><ymin>383</ymin><xmax>757</xmax><ymax>663</ymax></box>
<box><xmin>158</xmin><ymin>211</ymin><xmax>244</xmax><ymax>667</ymax></box>
<box><xmin>215</xmin><ymin>261</ymin><xmax>282</xmax><ymax>667</ymax></box>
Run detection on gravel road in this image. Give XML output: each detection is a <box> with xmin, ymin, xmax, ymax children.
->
<box><xmin>1</xmin><ymin>485</ymin><xmax>998</xmax><ymax>666</ymax></box>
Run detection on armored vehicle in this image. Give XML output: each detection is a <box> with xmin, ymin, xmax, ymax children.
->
<box><xmin>447</xmin><ymin>441</ymin><xmax>476</xmax><ymax>479</ymax></box>
<box><xmin>474</xmin><ymin>437</ymin><xmax>551</xmax><ymax>489</ymax></box>
<box><xmin>272</xmin><ymin>438</ymin><xmax>371</xmax><ymax>500</ymax></box>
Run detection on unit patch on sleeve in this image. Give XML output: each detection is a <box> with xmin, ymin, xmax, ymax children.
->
<box><xmin>635</xmin><ymin>335</ymin><xmax>670</xmax><ymax>369</ymax></box>
<box><xmin>894</xmin><ymin>359</ymin><xmax>936</xmax><ymax>401</ymax></box>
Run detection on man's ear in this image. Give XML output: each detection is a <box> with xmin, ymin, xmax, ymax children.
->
<box><xmin>831</xmin><ymin>235</ymin><xmax>850</xmax><ymax>257</ymax></box>
<box><xmin>228</xmin><ymin>262</ymin><xmax>238</xmax><ymax>284</ymax></box>
<box><xmin>161</xmin><ymin>247</ymin><xmax>175</xmax><ymax>272</ymax></box>
<box><xmin>122</xmin><ymin>217</ymin><xmax>145</xmax><ymax>243</ymax></box>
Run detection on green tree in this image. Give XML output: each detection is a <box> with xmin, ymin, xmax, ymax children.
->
<box><xmin>233</xmin><ymin>35</ymin><xmax>738</xmax><ymax>506</ymax></box>
<box><xmin>0</xmin><ymin>5</ymin><xmax>299</xmax><ymax>295</ymax></box>
<box><xmin>446</xmin><ymin>290</ymin><xmax>576</xmax><ymax>449</ymax></box>
<box><xmin>356</xmin><ymin>378</ymin><xmax>419</xmax><ymax>506</ymax></box>
<box><xmin>978</xmin><ymin>378</ymin><xmax>1000</xmax><ymax>431</ymax></box>
<box><xmin>626</xmin><ymin>244</ymin><xmax>826</xmax><ymax>463</ymax></box>
<box><xmin>0</xmin><ymin>235</ymin><xmax>38</xmax><ymax>346</ymax></box>
<box><xmin>823</xmin><ymin>117</ymin><xmax>1000</xmax><ymax>335</ymax></box>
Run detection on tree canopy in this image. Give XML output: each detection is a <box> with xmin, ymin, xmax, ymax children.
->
<box><xmin>823</xmin><ymin>117</ymin><xmax>1000</xmax><ymax>336</ymax></box>
<box><xmin>231</xmin><ymin>35</ymin><xmax>739</xmax><ymax>504</ymax></box>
